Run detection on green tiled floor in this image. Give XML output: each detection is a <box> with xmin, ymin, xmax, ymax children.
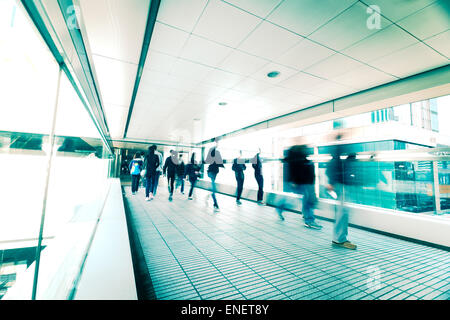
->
<box><xmin>124</xmin><ymin>184</ymin><xmax>450</xmax><ymax>300</ymax></box>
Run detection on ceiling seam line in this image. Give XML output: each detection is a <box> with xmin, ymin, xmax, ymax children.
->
<box><xmin>123</xmin><ymin>0</ymin><xmax>162</xmax><ymax>139</ymax></box>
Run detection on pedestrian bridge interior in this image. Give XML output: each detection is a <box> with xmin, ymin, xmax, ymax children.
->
<box><xmin>1</xmin><ymin>0</ymin><xmax>449</xmax><ymax>300</ymax></box>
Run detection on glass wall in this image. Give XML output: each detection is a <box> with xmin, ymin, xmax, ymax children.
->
<box><xmin>199</xmin><ymin>94</ymin><xmax>449</xmax><ymax>217</ymax></box>
<box><xmin>0</xmin><ymin>1</ymin><xmax>112</xmax><ymax>299</ymax></box>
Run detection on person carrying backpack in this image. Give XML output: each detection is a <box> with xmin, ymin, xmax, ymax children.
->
<box><xmin>129</xmin><ymin>153</ymin><xmax>143</xmax><ymax>195</ymax></box>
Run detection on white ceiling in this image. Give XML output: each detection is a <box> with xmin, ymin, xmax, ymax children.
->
<box><xmin>79</xmin><ymin>0</ymin><xmax>449</xmax><ymax>143</ymax></box>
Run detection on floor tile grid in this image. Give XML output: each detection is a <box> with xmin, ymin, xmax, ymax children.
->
<box><xmin>156</xmin><ymin>194</ymin><xmax>372</xmax><ymax>300</ymax></box>
<box><xmin>125</xmin><ymin>185</ymin><xmax>450</xmax><ymax>300</ymax></box>
<box><xmin>129</xmin><ymin>196</ymin><xmax>203</xmax><ymax>300</ymax></box>
<box><xmin>190</xmin><ymin>191</ymin><xmax>450</xmax><ymax>297</ymax></box>
<box><xmin>149</xmin><ymin>197</ymin><xmax>294</xmax><ymax>300</ymax></box>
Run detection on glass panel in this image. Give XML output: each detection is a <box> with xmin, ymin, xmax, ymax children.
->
<box><xmin>0</xmin><ymin>0</ymin><xmax>60</xmax><ymax>299</ymax></box>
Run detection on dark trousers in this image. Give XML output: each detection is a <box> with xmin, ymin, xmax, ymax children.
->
<box><xmin>145</xmin><ymin>173</ymin><xmax>157</xmax><ymax>197</ymax></box>
<box><xmin>167</xmin><ymin>173</ymin><xmax>175</xmax><ymax>195</ymax></box>
<box><xmin>235</xmin><ymin>173</ymin><xmax>244</xmax><ymax>201</ymax></box>
<box><xmin>176</xmin><ymin>176</ymin><xmax>185</xmax><ymax>193</ymax></box>
<box><xmin>188</xmin><ymin>178</ymin><xmax>197</xmax><ymax>197</ymax></box>
<box><xmin>152</xmin><ymin>171</ymin><xmax>161</xmax><ymax>195</ymax></box>
<box><xmin>208</xmin><ymin>171</ymin><xmax>218</xmax><ymax>207</ymax></box>
<box><xmin>131</xmin><ymin>174</ymin><xmax>141</xmax><ymax>193</ymax></box>
<box><xmin>255</xmin><ymin>174</ymin><xmax>264</xmax><ymax>202</ymax></box>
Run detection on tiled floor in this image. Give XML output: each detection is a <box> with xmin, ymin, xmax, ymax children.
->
<box><xmin>124</xmin><ymin>184</ymin><xmax>450</xmax><ymax>300</ymax></box>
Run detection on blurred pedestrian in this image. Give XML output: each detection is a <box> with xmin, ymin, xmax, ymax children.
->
<box><xmin>326</xmin><ymin>134</ymin><xmax>357</xmax><ymax>250</ymax></box>
<box><xmin>276</xmin><ymin>145</ymin><xmax>322</xmax><ymax>229</ymax></box>
<box><xmin>205</xmin><ymin>138</ymin><xmax>224</xmax><ymax>211</ymax></box>
<box><xmin>186</xmin><ymin>153</ymin><xmax>201</xmax><ymax>200</ymax></box>
<box><xmin>144</xmin><ymin>145</ymin><xmax>160</xmax><ymax>201</ymax></box>
<box><xmin>232</xmin><ymin>150</ymin><xmax>246</xmax><ymax>205</ymax></box>
<box><xmin>163</xmin><ymin>150</ymin><xmax>178</xmax><ymax>201</ymax></box>
<box><xmin>129</xmin><ymin>152</ymin><xmax>143</xmax><ymax>195</ymax></box>
<box><xmin>153</xmin><ymin>146</ymin><xmax>163</xmax><ymax>195</ymax></box>
<box><xmin>252</xmin><ymin>148</ymin><xmax>264</xmax><ymax>204</ymax></box>
<box><xmin>176</xmin><ymin>154</ymin><xmax>186</xmax><ymax>194</ymax></box>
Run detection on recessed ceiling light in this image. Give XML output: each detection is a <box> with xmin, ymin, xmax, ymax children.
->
<box><xmin>267</xmin><ymin>71</ymin><xmax>280</xmax><ymax>78</ymax></box>
<box><xmin>218</xmin><ymin>102</ymin><xmax>227</xmax><ymax>106</ymax></box>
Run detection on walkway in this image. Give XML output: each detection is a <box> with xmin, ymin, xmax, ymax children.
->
<box><xmin>123</xmin><ymin>183</ymin><xmax>449</xmax><ymax>300</ymax></box>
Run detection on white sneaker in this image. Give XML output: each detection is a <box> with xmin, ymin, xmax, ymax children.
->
<box><xmin>145</xmin><ymin>197</ymin><xmax>150</xmax><ymax>201</ymax></box>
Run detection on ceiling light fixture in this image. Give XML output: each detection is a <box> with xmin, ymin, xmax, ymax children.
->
<box><xmin>218</xmin><ymin>102</ymin><xmax>227</xmax><ymax>106</ymax></box>
<box><xmin>267</xmin><ymin>71</ymin><xmax>280</xmax><ymax>78</ymax></box>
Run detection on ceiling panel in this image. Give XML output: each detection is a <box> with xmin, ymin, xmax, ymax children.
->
<box><xmin>277</xmin><ymin>71</ymin><xmax>327</xmax><ymax>91</ymax></box>
<box><xmin>178</xmin><ymin>34</ymin><xmax>233</xmax><ymax>68</ymax></box>
<box><xmin>156</xmin><ymin>0</ymin><xmax>209</xmax><ymax>32</ymax></box>
<box><xmin>332</xmin><ymin>64</ymin><xmax>398</xmax><ymax>90</ymax></box>
<box><xmin>369</xmin><ymin>42</ymin><xmax>449</xmax><ymax>78</ymax></box>
<box><xmin>396</xmin><ymin>1</ymin><xmax>450</xmax><ymax>40</ymax></box>
<box><xmin>79</xmin><ymin>0</ymin><xmax>150</xmax><ymax>64</ymax></box>
<box><xmin>306</xmin><ymin>80</ymin><xmax>357</xmax><ymax>100</ymax></box>
<box><xmin>365</xmin><ymin>0</ymin><xmax>437</xmax><ymax>22</ymax></box>
<box><xmin>230</xmin><ymin>77</ymin><xmax>273</xmax><ymax>95</ymax></box>
<box><xmin>275</xmin><ymin>38</ymin><xmax>335</xmax><ymax>71</ymax></box>
<box><xmin>193</xmin><ymin>0</ymin><xmax>262</xmax><ymax>47</ymax></box>
<box><xmin>238</xmin><ymin>21</ymin><xmax>302</xmax><ymax>61</ymax></box>
<box><xmin>267</xmin><ymin>0</ymin><xmax>357</xmax><ymax>36</ymax></box>
<box><xmin>341</xmin><ymin>24</ymin><xmax>418</xmax><ymax>63</ymax></box>
<box><xmin>148</xmin><ymin>22</ymin><xmax>190</xmax><ymax>56</ymax></box>
<box><xmin>103</xmin><ymin>103</ymin><xmax>128</xmax><ymax>138</ymax></box>
<box><xmin>201</xmin><ymin>69</ymin><xmax>245</xmax><ymax>88</ymax></box>
<box><xmin>303</xmin><ymin>53</ymin><xmax>364</xmax><ymax>79</ymax></box>
<box><xmin>424</xmin><ymin>30</ymin><xmax>450</xmax><ymax>59</ymax></box>
<box><xmin>144</xmin><ymin>50</ymin><xmax>177</xmax><ymax>73</ymax></box>
<box><xmin>91</xmin><ymin>54</ymin><xmax>138</xmax><ymax>106</ymax></box>
<box><xmin>169</xmin><ymin>58</ymin><xmax>215</xmax><ymax>82</ymax></box>
<box><xmin>249</xmin><ymin>62</ymin><xmax>298</xmax><ymax>84</ymax></box>
<box><xmin>222</xmin><ymin>0</ymin><xmax>282</xmax><ymax>18</ymax></box>
<box><xmin>219</xmin><ymin>49</ymin><xmax>270</xmax><ymax>76</ymax></box>
<box><xmin>308</xmin><ymin>2</ymin><xmax>392</xmax><ymax>51</ymax></box>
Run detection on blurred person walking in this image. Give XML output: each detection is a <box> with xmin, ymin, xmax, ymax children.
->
<box><xmin>252</xmin><ymin>148</ymin><xmax>264</xmax><ymax>204</ymax></box>
<box><xmin>326</xmin><ymin>134</ymin><xmax>357</xmax><ymax>250</ymax></box>
<box><xmin>144</xmin><ymin>145</ymin><xmax>160</xmax><ymax>201</ymax></box>
<box><xmin>163</xmin><ymin>150</ymin><xmax>178</xmax><ymax>201</ymax></box>
<box><xmin>186</xmin><ymin>153</ymin><xmax>201</xmax><ymax>200</ymax></box>
<box><xmin>176</xmin><ymin>154</ymin><xmax>186</xmax><ymax>194</ymax></box>
<box><xmin>152</xmin><ymin>146</ymin><xmax>164</xmax><ymax>195</ymax></box>
<box><xmin>232</xmin><ymin>150</ymin><xmax>246</xmax><ymax>205</ymax></box>
<box><xmin>276</xmin><ymin>145</ymin><xmax>322</xmax><ymax>230</ymax></box>
<box><xmin>129</xmin><ymin>152</ymin><xmax>143</xmax><ymax>195</ymax></box>
<box><xmin>205</xmin><ymin>138</ymin><xmax>224</xmax><ymax>211</ymax></box>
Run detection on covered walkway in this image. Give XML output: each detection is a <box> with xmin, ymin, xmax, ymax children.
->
<box><xmin>123</xmin><ymin>184</ymin><xmax>450</xmax><ymax>300</ymax></box>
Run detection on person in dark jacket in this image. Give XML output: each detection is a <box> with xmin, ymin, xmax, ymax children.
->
<box><xmin>144</xmin><ymin>145</ymin><xmax>160</xmax><ymax>201</ymax></box>
<box><xmin>185</xmin><ymin>153</ymin><xmax>201</xmax><ymax>200</ymax></box>
<box><xmin>232</xmin><ymin>151</ymin><xmax>246</xmax><ymax>205</ymax></box>
<box><xmin>176</xmin><ymin>154</ymin><xmax>186</xmax><ymax>194</ymax></box>
<box><xmin>276</xmin><ymin>145</ymin><xmax>321</xmax><ymax>229</ymax></box>
<box><xmin>252</xmin><ymin>148</ymin><xmax>264</xmax><ymax>204</ymax></box>
<box><xmin>163</xmin><ymin>150</ymin><xmax>178</xmax><ymax>201</ymax></box>
<box><xmin>129</xmin><ymin>153</ymin><xmax>143</xmax><ymax>195</ymax></box>
<box><xmin>326</xmin><ymin>134</ymin><xmax>356</xmax><ymax>250</ymax></box>
<box><xmin>205</xmin><ymin>139</ymin><xmax>224</xmax><ymax>211</ymax></box>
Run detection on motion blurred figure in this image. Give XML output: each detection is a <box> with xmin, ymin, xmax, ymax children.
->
<box><xmin>276</xmin><ymin>145</ymin><xmax>322</xmax><ymax>230</ymax></box>
<box><xmin>163</xmin><ymin>150</ymin><xmax>178</xmax><ymax>201</ymax></box>
<box><xmin>232</xmin><ymin>150</ymin><xmax>246</xmax><ymax>205</ymax></box>
<box><xmin>144</xmin><ymin>145</ymin><xmax>160</xmax><ymax>201</ymax></box>
<box><xmin>185</xmin><ymin>153</ymin><xmax>201</xmax><ymax>200</ymax></box>
<box><xmin>129</xmin><ymin>152</ymin><xmax>143</xmax><ymax>195</ymax></box>
<box><xmin>176</xmin><ymin>154</ymin><xmax>186</xmax><ymax>194</ymax></box>
<box><xmin>205</xmin><ymin>138</ymin><xmax>224</xmax><ymax>211</ymax></box>
<box><xmin>252</xmin><ymin>148</ymin><xmax>264</xmax><ymax>204</ymax></box>
<box><xmin>153</xmin><ymin>146</ymin><xmax>163</xmax><ymax>195</ymax></box>
<box><xmin>326</xmin><ymin>134</ymin><xmax>357</xmax><ymax>250</ymax></box>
